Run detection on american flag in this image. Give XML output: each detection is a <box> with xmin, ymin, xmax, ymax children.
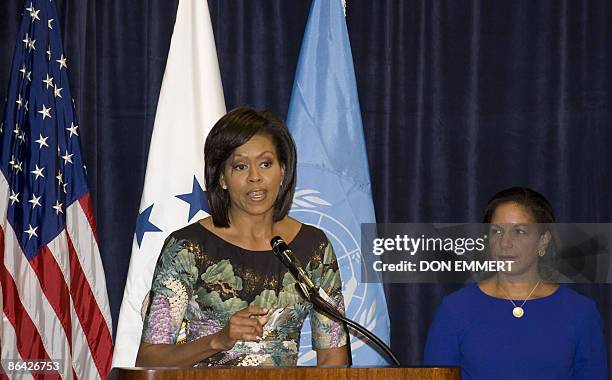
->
<box><xmin>0</xmin><ymin>1</ymin><xmax>113</xmax><ymax>379</ymax></box>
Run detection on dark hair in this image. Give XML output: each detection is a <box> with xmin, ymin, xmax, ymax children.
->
<box><xmin>204</xmin><ymin>106</ymin><xmax>297</xmax><ymax>227</ymax></box>
<box><xmin>482</xmin><ymin>187</ymin><xmax>557</xmax><ymax>280</ymax></box>
<box><xmin>483</xmin><ymin>187</ymin><xmax>556</xmax><ymax>225</ymax></box>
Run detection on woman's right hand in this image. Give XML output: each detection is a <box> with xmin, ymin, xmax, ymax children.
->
<box><xmin>212</xmin><ymin>306</ymin><xmax>269</xmax><ymax>351</ymax></box>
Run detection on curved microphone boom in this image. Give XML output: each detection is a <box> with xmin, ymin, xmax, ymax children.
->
<box><xmin>270</xmin><ymin>236</ymin><xmax>400</xmax><ymax>366</ymax></box>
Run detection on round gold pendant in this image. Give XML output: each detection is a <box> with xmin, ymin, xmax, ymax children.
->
<box><xmin>512</xmin><ymin>306</ymin><xmax>524</xmax><ymax>318</ymax></box>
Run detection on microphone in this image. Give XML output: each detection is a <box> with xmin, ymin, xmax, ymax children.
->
<box><xmin>270</xmin><ymin>236</ymin><xmax>401</xmax><ymax>366</ymax></box>
<box><xmin>270</xmin><ymin>236</ymin><xmax>317</xmax><ymax>296</ymax></box>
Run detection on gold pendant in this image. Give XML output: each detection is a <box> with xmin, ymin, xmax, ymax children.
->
<box><xmin>512</xmin><ymin>306</ymin><xmax>524</xmax><ymax>318</ymax></box>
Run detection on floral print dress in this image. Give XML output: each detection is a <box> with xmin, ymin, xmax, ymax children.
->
<box><xmin>141</xmin><ymin>223</ymin><xmax>347</xmax><ymax>366</ymax></box>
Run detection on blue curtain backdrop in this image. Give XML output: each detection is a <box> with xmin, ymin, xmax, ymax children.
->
<box><xmin>1</xmin><ymin>0</ymin><xmax>611</xmax><ymax>368</ymax></box>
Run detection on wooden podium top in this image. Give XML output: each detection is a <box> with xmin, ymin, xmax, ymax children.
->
<box><xmin>108</xmin><ymin>366</ymin><xmax>460</xmax><ymax>380</ymax></box>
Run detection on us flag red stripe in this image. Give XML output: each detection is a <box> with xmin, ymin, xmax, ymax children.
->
<box><xmin>0</xmin><ymin>0</ymin><xmax>113</xmax><ymax>379</ymax></box>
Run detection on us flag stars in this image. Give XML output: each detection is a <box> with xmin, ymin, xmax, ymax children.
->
<box><xmin>61</xmin><ymin>150</ymin><xmax>73</xmax><ymax>164</ymax></box>
<box><xmin>35</xmin><ymin>133</ymin><xmax>49</xmax><ymax>148</ymax></box>
<box><xmin>2</xmin><ymin>0</ymin><xmax>87</xmax><ymax>256</ymax></box>
<box><xmin>31</xmin><ymin>164</ymin><xmax>45</xmax><ymax>179</ymax></box>
<box><xmin>57</xmin><ymin>54</ymin><xmax>67</xmax><ymax>70</ymax></box>
<box><xmin>9</xmin><ymin>190</ymin><xmax>20</xmax><ymax>205</ymax></box>
<box><xmin>66</xmin><ymin>122</ymin><xmax>78</xmax><ymax>137</ymax></box>
<box><xmin>52</xmin><ymin>200</ymin><xmax>63</xmax><ymax>215</ymax></box>
<box><xmin>24</xmin><ymin>224</ymin><xmax>38</xmax><ymax>240</ymax></box>
<box><xmin>43</xmin><ymin>73</ymin><xmax>53</xmax><ymax>89</ymax></box>
<box><xmin>38</xmin><ymin>104</ymin><xmax>52</xmax><ymax>119</ymax></box>
<box><xmin>27</xmin><ymin>3</ymin><xmax>40</xmax><ymax>22</ymax></box>
<box><xmin>28</xmin><ymin>194</ymin><xmax>42</xmax><ymax>209</ymax></box>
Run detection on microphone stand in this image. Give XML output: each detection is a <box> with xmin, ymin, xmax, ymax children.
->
<box><xmin>270</xmin><ymin>236</ymin><xmax>400</xmax><ymax>366</ymax></box>
<box><xmin>300</xmin><ymin>284</ymin><xmax>401</xmax><ymax>366</ymax></box>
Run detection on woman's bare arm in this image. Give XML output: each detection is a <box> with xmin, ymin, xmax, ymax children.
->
<box><xmin>316</xmin><ymin>345</ymin><xmax>349</xmax><ymax>366</ymax></box>
<box><xmin>136</xmin><ymin>306</ymin><xmax>268</xmax><ymax>367</ymax></box>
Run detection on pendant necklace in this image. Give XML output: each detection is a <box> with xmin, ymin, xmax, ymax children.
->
<box><xmin>499</xmin><ymin>280</ymin><xmax>541</xmax><ymax>318</ymax></box>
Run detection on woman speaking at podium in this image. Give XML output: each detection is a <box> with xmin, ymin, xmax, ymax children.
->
<box><xmin>135</xmin><ymin>107</ymin><xmax>348</xmax><ymax>367</ymax></box>
<box><xmin>425</xmin><ymin>187</ymin><xmax>607</xmax><ymax>379</ymax></box>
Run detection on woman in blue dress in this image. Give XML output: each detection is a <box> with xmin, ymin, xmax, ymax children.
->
<box><xmin>424</xmin><ymin>187</ymin><xmax>608</xmax><ymax>379</ymax></box>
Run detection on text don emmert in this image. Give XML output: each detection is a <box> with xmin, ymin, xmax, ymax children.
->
<box><xmin>373</xmin><ymin>260</ymin><xmax>514</xmax><ymax>272</ymax></box>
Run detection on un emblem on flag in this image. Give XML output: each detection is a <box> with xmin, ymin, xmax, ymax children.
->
<box><xmin>291</xmin><ymin>189</ymin><xmax>378</xmax><ymax>364</ymax></box>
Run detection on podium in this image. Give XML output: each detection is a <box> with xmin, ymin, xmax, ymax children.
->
<box><xmin>108</xmin><ymin>366</ymin><xmax>460</xmax><ymax>380</ymax></box>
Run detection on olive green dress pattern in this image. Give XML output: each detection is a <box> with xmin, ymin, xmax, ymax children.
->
<box><xmin>141</xmin><ymin>223</ymin><xmax>347</xmax><ymax>366</ymax></box>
